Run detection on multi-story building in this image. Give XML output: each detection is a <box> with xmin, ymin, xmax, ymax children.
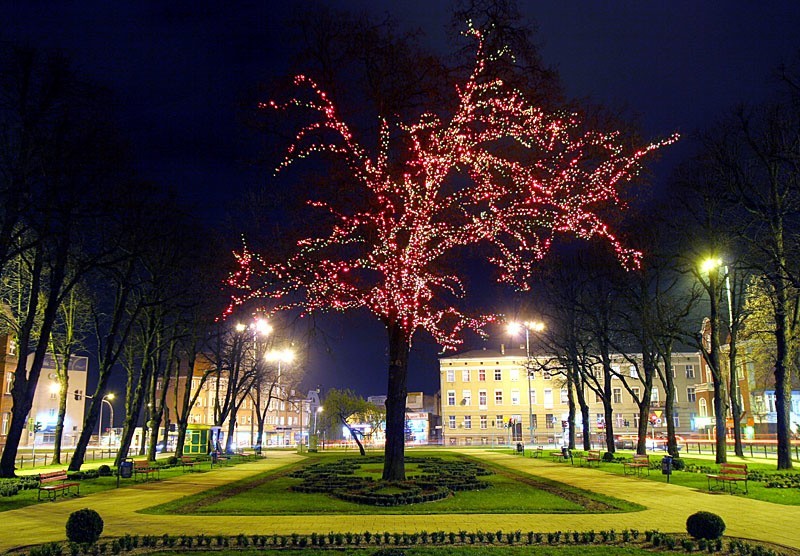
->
<box><xmin>439</xmin><ymin>345</ymin><xmax>704</xmax><ymax>447</ymax></box>
<box><xmin>0</xmin><ymin>334</ymin><xmax>88</xmax><ymax>449</ymax></box>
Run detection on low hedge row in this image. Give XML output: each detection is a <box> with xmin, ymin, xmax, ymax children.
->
<box><xmin>21</xmin><ymin>529</ymin><xmax>793</xmax><ymax>556</ymax></box>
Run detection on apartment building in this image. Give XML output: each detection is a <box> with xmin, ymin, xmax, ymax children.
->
<box><xmin>439</xmin><ymin>345</ymin><xmax>704</xmax><ymax>446</ymax></box>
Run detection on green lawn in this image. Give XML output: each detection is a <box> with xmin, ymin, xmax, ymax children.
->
<box><xmin>144</xmin><ymin>452</ymin><xmax>640</xmax><ymax>515</ymax></box>
<box><xmin>576</xmin><ymin>451</ymin><xmax>800</xmax><ymax>505</ymax></box>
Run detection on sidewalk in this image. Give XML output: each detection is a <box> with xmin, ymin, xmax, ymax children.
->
<box><xmin>1</xmin><ymin>450</ymin><xmax>798</xmax><ymax>554</ymax></box>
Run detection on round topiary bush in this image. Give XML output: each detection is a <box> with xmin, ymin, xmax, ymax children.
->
<box><xmin>602</xmin><ymin>452</ymin><xmax>615</xmax><ymax>462</ymax></box>
<box><xmin>686</xmin><ymin>511</ymin><xmax>725</xmax><ymax>540</ymax></box>
<box><xmin>166</xmin><ymin>456</ymin><xmax>179</xmax><ymax>466</ymax></box>
<box><xmin>97</xmin><ymin>464</ymin><xmax>112</xmax><ymax>476</ymax></box>
<box><xmin>671</xmin><ymin>457</ymin><xmax>686</xmax><ymax>471</ymax></box>
<box><xmin>66</xmin><ymin>508</ymin><xmax>104</xmax><ymax>544</ymax></box>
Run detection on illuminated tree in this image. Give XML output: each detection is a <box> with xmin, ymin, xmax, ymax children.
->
<box><xmin>228</xmin><ymin>27</ymin><xmax>677</xmax><ymax>480</ymax></box>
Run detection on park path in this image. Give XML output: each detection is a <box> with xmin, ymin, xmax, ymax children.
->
<box><xmin>1</xmin><ymin>449</ymin><xmax>799</xmax><ymax>553</ymax></box>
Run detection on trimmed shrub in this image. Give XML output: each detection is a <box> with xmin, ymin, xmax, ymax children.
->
<box><xmin>671</xmin><ymin>457</ymin><xmax>686</xmax><ymax>471</ymax></box>
<box><xmin>97</xmin><ymin>465</ymin><xmax>112</xmax><ymax>477</ymax></box>
<box><xmin>686</xmin><ymin>511</ymin><xmax>726</xmax><ymax>540</ymax></box>
<box><xmin>166</xmin><ymin>456</ymin><xmax>179</xmax><ymax>466</ymax></box>
<box><xmin>602</xmin><ymin>452</ymin><xmax>615</xmax><ymax>462</ymax></box>
<box><xmin>66</xmin><ymin>509</ymin><xmax>104</xmax><ymax>544</ymax></box>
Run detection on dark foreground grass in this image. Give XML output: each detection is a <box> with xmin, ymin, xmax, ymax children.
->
<box><xmin>144</xmin><ymin>451</ymin><xmax>641</xmax><ymax>515</ymax></box>
<box><xmin>150</xmin><ymin>548</ymin><xmax>657</xmax><ymax>556</ymax></box>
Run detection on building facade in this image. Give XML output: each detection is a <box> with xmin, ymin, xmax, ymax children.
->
<box><xmin>439</xmin><ymin>345</ymin><xmax>704</xmax><ymax>447</ymax></box>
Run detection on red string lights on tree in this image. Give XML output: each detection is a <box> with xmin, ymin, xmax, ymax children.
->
<box><xmin>226</xmin><ymin>24</ymin><xmax>677</xmax><ymax>480</ymax></box>
<box><xmin>227</xmin><ymin>25</ymin><xmax>677</xmax><ymax>350</ymax></box>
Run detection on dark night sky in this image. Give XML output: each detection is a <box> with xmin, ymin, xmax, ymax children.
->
<box><xmin>4</xmin><ymin>1</ymin><xmax>800</xmax><ymax>398</ymax></box>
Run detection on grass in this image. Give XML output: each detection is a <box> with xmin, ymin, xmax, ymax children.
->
<box><xmin>143</xmin><ymin>451</ymin><xmax>641</xmax><ymax>515</ymax></box>
<box><xmin>150</xmin><ymin>548</ymin><xmax>659</xmax><ymax>556</ymax></box>
<box><xmin>575</xmin><ymin>451</ymin><xmax>800</xmax><ymax>505</ymax></box>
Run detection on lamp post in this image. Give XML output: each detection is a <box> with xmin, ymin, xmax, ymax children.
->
<box><xmin>98</xmin><ymin>394</ymin><xmax>115</xmax><ymax>447</ymax></box>
<box><xmin>700</xmin><ymin>257</ymin><xmax>728</xmax><ymax>464</ymax></box>
<box><xmin>508</xmin><ymin>320</ymin><xmax>545</xmax><ymax>444</ymax></box>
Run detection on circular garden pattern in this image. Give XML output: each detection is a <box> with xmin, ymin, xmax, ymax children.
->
<box><xmin>288</xmin><ymin>456</ymin><xmax>491</xmax><ymax>506</ymax></box>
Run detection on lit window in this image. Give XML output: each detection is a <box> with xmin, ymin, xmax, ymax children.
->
<box><xmin>479</xmin><ymin>369</ymin><xmax>486</xmax><ymax>381</ymax></box>
<box><xmin>545</xmin><ymin>414</ymin><xmax>554</xmax><ymax>429</ymax></box>
<box><xmin>446</xmin><ymin>370</ymin><xmax>455</xmax><ymax>382</ymax></box>
<box><xmin>496</xmin><ymin>415</ymin><xmax>504</xmax><ymax>428</ymax></box>
<box><xmin>685</xmin><ymin>365</ymin><xmax>695</xmax><ymax>379</ymax></box>
<box><xmin>462</xmin><ymin>390</ymin><xmax>472</xmax><ymax>406</ymax></box>
<box><xmin>478</xmin><ymin>390</ymin><xmax>487</xmax><ymax>407</ymax></box>
<box><xmin>511</xmin><ymin>390</ymin><xmax>520</xmax><ymax>405</ymax></box>
<box><xmin>494</xmin><ymin>390</ymin><xmax>503</xmax><ymax>404</ymax></box>
<box><xmin>480</xmin><ymin>415</ymin><xmax>487</xmax><ymax>429</ymax></box>
<box><xmin>560</xmin><ymin>388</ymin><xmax>569</xmax><ymax>404</ymax></box>
<box><xmin>613</xmin><ymin>388</ymin><xmax>622</xmax><ymax>404</ymax></box>
<box><xmin>651</xmin><ymin>388</ymin><xmax>659</xmax><ymax>403</ymax></box>
<box><xmin>447</xmin><ymin>391</ymin><xmax>456</xmax><ymax>406</ymax></box>
<box><xmin>462</xmin><ymin>369</ymin><xmax>471</xmax><ymax>382</ymax></box>
<box><xmin>629</xmin><ymin>366</ymin><xmax>638</xmax><ymax>379</ymax></box>
<box><xmin>543</xmin><ymin>388</ymin><xmax>553</xmax><ymax>409</ymax></box>
<box><xmin>448</xmin><ymin>415</ymin><xmax>456</xmax><ymax>429</ymax></box>
<box><xmin>699</xmin><ymin>398</ymin><xmax>708</xmax><ymax>417</ymax></box>
<box><xmin>464</xmin><ymin>415</ymin><xmax>472</xmax><ymax>429</ymax></box>
<box><xmin>529</xmin><ymin>389</ymin><xmax>536</xmax><ymax>405</ymax></box>
<box><xmin>510</xmin><ymin>368</ymin><xmax>519</xmax><ymax>381</ymax></box>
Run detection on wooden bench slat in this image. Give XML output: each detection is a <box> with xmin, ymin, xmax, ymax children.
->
<box><xmin>38</xmin><ymin>470</ymin><xmax>79</xmax><ymax>501</ymax></box>
<box><xmin>707</xmin><ymin>463</ymin><xmax>748</xmax><ymax>494</ymax></box>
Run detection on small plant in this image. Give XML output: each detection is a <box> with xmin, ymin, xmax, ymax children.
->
<box><xmin>66</xmin><ymin>509</ymin><xmax>104</xmax><ymax>545</ymax></box>
<box><xmin>686</xmin><ymin>511</ymin><xmax>726</xmax><ymax>540</ymax></box>
<box><xmin>372</xmin><ymin>549</ymin><xmax>406</xmax><ymax>556</ymax></box>
<box><xmin>96</xmin><ymin>465</ymin><xmax>112</xmax><ymax>477</ymax></box>
<box><xmin>602</xmin><ymin>451</ymin><xmax>615</xmax><ymax>462</ymax></box>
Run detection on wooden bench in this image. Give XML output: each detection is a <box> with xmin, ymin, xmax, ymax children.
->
<box><xmin>707</xmin><ymin>463</ymin><xmax>748</xmax><ymax>494</ymax></box>
<box><xmin>180</xmin><ymin>456</ymin><xmax>201</xmax><ymax>471</ymax></box>
<box><xmin>550</xmin><ymin>449</ymin><xmax>574</xmax><ymax>464</ymax></box>
<box><xmin>581</xmin><ymin>450</ymin><xmax>602</xmax><ymax>467</ymax></box>
<box><xmin>531</xmin><ymin>446</ymin><xmax>544</xmax><ymax>458</ymax></box>
<box><xmin>133</xmin><ymin>459</ymin><xmax>159</xmax><ymax>481</ymax></box>
<box><xmin>623</xmin><ymin>454</ymin><xmax>650</xmax><ymax>476</ymax></box>
<box><xmin>38</xmin><ymin>470</ymin><xmax>80</xmax><ymax>501</ymax></box>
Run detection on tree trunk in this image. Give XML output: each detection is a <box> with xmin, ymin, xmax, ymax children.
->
<box><xmin>728</xmin><ymin>328</ymin><xmax>744</xmax><ymax>457</ymax></box>
<box><xmin>53</xmin><ymin>375</ymin><xmax>70</xmax><ymax>465</ymax></box>
<box><xmin>773</xmin><ymin>275</ymin><xmax>794</xmax><ymax>470</ymax></box>
<box><xmin>635</xmin><ymin>388</ymin><xmax>652</xmax><ymax>456</ymax></box>
<box><xmin>344</xmin><ymin>421</ymin><xmax>366</xmax><ymax>456</ymax></box>
<box><xmin>566</xmin><ymin>372</ymin><xmax>576</xmax><ymax>450</ymax></box>
<box><xmin>382</xmin><ymin>321</ymin><xmax>410</xmax><ymax>481</ymax></box>
<box><xmin>661</xmin><ymin>351</ymin><xmax>679</xmax><ymax>458</ymax></box>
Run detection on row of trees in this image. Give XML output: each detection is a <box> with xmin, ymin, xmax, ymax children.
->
<box><xmin>533</xmin><ymin>59</ymin><xmax>800</xmax><ymax>470</ymax></box>
<box><xmin>0</xmin><ymin>44</ymin><xmax>308</xmax><ymax>477</ymax></box>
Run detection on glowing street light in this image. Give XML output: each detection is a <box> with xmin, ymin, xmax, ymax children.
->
<box><xmin>508</xmin><ymin>320</ymin><xmax>545</xmax><ymax>444</ymax></box>
<box><xmin>98</xmin><ymin>393</ymin><xmax>115</xmax><ymax>447</ymax></box>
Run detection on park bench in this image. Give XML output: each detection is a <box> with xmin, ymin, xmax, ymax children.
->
<box><xmin>623</xmin><ymin>454</ymin><xmax>650</xmax><ymax>476</ymax></box>
<box><xmin>550</xmin><ymin>449</ymin><xmax>574</xmax><ymax>464</ymax></box>
<box><xmin>581</xmin><ymin>450</ymin><xmax>602</xmax><ymax>467</ymax></box>
<box><xmin>133</xmin><ymin>459</ymin><xmax>160</xmax><ymax>481</ymax></box>
<box><xmin>531</xmin><ymin>446</ymin><xmax>544</xmax><ymax>458</ymax></box>
<box><xmin>707</xmin><ymin>463</ymin><xmax>748</xmax><ymax>494</ymax></box>
<box><xmin>180</xmin><ymin>456</ymin><xmax>201</xmax><ymax>471</ymax></box>
<box><xmin>37</xmin><ymin>470</ymin><xmax>80</xmax><ymax>501</ymax></box>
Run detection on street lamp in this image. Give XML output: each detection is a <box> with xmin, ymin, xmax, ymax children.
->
<box><xmin>98</xmin><ymin>394</ymin><xmax>115</xmax><ymax>447</ymax></box>
<box><xmin>265</xmin><ymin>348</ymin><xmax>295</xmax><ymax>444</ymax></box>
<box><xmin>507</xmin><ymin>320</ymin><xmax>545</xmax><ymax>444</ymax></box>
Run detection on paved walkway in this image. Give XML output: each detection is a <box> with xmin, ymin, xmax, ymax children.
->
<box><xmin>2</xmin><ymin>450</ymin><xmax>799</xmax><ymax>553</ymax></box>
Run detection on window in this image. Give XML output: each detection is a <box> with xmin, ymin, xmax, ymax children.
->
<box><xmin>464</xmin><ymin>415</ymin><xmax>472</xmax><ymax>429</ymax></box>
<box><xmin>510</xmin><ymin>368</ymin><xmax>519</xmax><ymax>381</ymax></box>
<box><xmin>494</xmin><ymin>369</ymin><xmax>502</xmax><ymax>381</ymax></box>
<box><xmin>633</xmin><ymin>414</ymin><xmax>640</xmax><ymax>428</ymax></box>
<box><xmin>50</xmin><ymin>392</ymin><xmax>57</xmax><ymax>400</ymax></box>
<box><xmin>511</xmin><ymin>390</ymin><xmax>520</xmax><ymax>405</ymax></box>
<box><xmin>632</xmin><ymin>387</ymin><xmax>640</xmax><ymax>402</ymax></box>
<box><xmin>462</xmin><ymin>369</ymin><xmax>471</xmax><ymax>382</ymax></box>
<box><xmin>496</xmin><ymin>415</ymin><xmax>504</xmax><ymax>429</ymax></box>
<box><xmin>629</xmin><ymin>365</ymin><xmax>638</xmax><ymax>379</ymax></box>
<box><xmin>447</xmin><ymin>390</ymin><xmax>456</xmax><ymax>406</ymax></box>
<box><xmin>651</xmin><ymin>388</ymin><xmax>659</xmax><ymax>403</ymax></box>
<box><xmin>531</xmin><ymin>414</ymin><xmax>538</xmax><ymax>429</ymax></box>
<box><xmin>2</xmin><ymin>413</ymin><xmax>9</xmax><ymax>434</ymax></box>
<box><xmin>446</xmin><ymin>369</ymin><xmax>455</xmax><ymax>382</ymax></box>
<box><xmin>699</xmin><ymin>398</ymin><xmax>708</xmax><ymax>417</ymax></box>
<box><xmin>673</xmin><ymin>414</ymin><xmax>680</xmax><ymax>427</ymax></box>
<box><xmin>480</xmin><ymin>415</ymin><xmax>488</xmax><ymax>429</ymax></box>
<box><xmin>449</xmin><ymin>415</ymin><xmax>456</xmax><ymax>429</ymax></box>
<box><xmin>5</xmin><ymin>372</ymin><xmax>14</xmax><ymax>394</ymax></box>
<box><xmin>560</xmin><ymin>388</ymin><xmax>569</xmax><ymax>404</ymax></box>
<box><xmin>494</xmin><ymin>390</ymin><xmax>503</xmax><ymax>404</ymax></box>
<box><xmin>613</xmin><ymin>388</ymin><xmax>622</xmax><ymax>404</ymax></box>
<box><xmin>478</xmin><ymin>390</ymin><xmax>487</xmax><ymax>407</ymax></box>
<box><xmin>595</xmin><ymin>392</ymin><xmax>602</xmax><ymax>403</ymax></box>
<box><xmin>462</xmin><ymin>390</ymin><xmax>472</xmax><ymax>406</ymax></box>
<box><xmin>616</xmin><ymin>413</ymin><xmax>625</xmax><ymax>427</ymax></box>
<box><xmin>529</xmin><ymin>389</ymin><xmax>536</xmax><ymax>405</ymax></box>
<box><xmin>543</xmin><ymin>369</ymin><xmax>552</xmax><ymax>380</ymax></box>
<box><xmin>545</xmin><ymin>413</ymin><xmax>555</xmax><ymax>428</ymax></box>
<box><xmin>685</xmin><ymin>365</ymin><xmax>695</xmax><ymax>379</ymax></box>
<box><xmin>48</xmin><ymin>408</ymin><xmax>56</xmax><ymax>417</ymax></box>
<box><xmin>543</xmin><ymin>388</ymin><xmax>553</xmax><ymax>409</ymax></box>
<box><xmin>670</xmin><ymin>365</ymin><xmax>676</xmax><ymax>378</ymax></box>
<box><xmin>479</xmin><ymin>369</ymin><xmax>486</xmax><ymax>381</ymax></box>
